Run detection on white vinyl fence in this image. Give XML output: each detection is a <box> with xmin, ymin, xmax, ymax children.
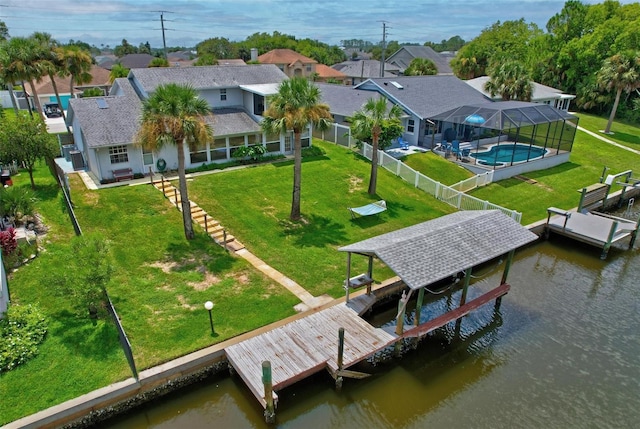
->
<box><xmin>360</xmin><ymin>143</ymin><xmax>522</xmax><ymax>222</ymax></box>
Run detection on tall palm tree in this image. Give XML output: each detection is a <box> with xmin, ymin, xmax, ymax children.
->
<box><xmin>31</xmin><ymin>32</ymin><xmax>71</xmax><ymax>132</ymax></box>
<box><xmin>136</xmin><ymin>83</ymin><xmax>213</xmax><ymax>240</ymax></box>
<box><xmin>0</xmin><ymin>42</ymin><xmax>20</xmax><ymax>114</ymax></box>
<box><xmin>62</xmin><ymin>45</ymin><xmax>93</xmax><ymax>99</ymax></box>
<box><xmin>0</xmin><ymin>37</ymin><xmax>46</xmax><ymax>119</ymax></box>
<box><xmin>484</xmin><ymin>60</ymin><xmax>534</xmax><ymax>101</ymax></box>
<box><xmin>261</xmin><ymin>77</ymin><xmax>332</xmax><ymax>221</ymax></box>
<box><xmin>597</xmin><ymin>51</ymin><xmax>640</xmax><ymax>134</ymax></box>
<box><xmin>349</xmin><ymin>97</ymin><xmax>402</xmax><ymax>195</ymax></box>
<box><xmin>405</xmin><ymin>57</ymin><xmax>438</xmax><ymax>76</ymax></box>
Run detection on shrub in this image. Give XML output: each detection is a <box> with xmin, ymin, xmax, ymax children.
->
<box><xmin>0</xmin><ymin>186</ymin><xmax>37</xmax><ymax>222</ymax></box>
<box><xmin>232</xmin><ymin>145</ymin><xmax>267</xmax><ymax>162</ymax></box>
<box><xmin>302</xmin><ymin>146</ymin><xmax>325</xmax><ymax>158</ymax></box>
<box><xmin>0</xmin><ymin>304</ymin><xmax>48</xmax><ymax>373</ymax></box>
<box><xmin>0</xmin><ymin>227</ymin><xmax>17</xmax><ymax>256</ymax></box>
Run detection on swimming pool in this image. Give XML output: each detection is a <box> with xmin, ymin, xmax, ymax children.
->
<box><xmin>470</xmin><ymin>143</ymin><xmax>547</xmax><ymax>166</ymax></box>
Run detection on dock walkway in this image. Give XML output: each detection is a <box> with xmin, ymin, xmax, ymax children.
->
<box><xmin>225</xmin><ymin>304</ymin><xmax>397</xmax><ymax>408</ymax></box>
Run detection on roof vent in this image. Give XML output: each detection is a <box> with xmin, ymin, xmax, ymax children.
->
<box><xmin>390</xmin><ymin>81</ymin><xmax>403</xmax><ymax>89</ymax></box>
<box><xmin>96</xmin><ymin>98</ymin><xmax>109</xmax><ymax>109</ymax></box>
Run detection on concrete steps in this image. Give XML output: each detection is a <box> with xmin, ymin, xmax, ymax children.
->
<box><xmin>151</xmin><ymin>179</ymin><xmax>244</xmax><ymax>251</ymax></box>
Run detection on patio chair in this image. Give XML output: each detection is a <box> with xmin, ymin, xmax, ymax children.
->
<box><xmin>399</xmin><ymin>138</ymin><xmax>410</xmax><ymax>150</ymax></box>
<box><xmin>461</xmin><ymin>148</ymin><xmax>471</xmax><ymax>162</ymax></box>
<box><xmin>452</xmin><ymin>140</ymin><xmax>462</xmax><ymax>159</ymax></box>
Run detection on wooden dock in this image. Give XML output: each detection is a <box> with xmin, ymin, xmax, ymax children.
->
<box><xmin>225</xmin><ymin>304</ymin><xmax>397</xmax><ymax>409</ymax></box>
<box><xmin>546</xmin><ymin>208</ymin><xmax>639</xmax><ymax>258</ymax></box>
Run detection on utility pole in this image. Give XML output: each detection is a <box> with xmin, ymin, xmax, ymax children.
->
<box><xmin>379</xmin><ymin>21</ymin><xmax>388</xmax><ymax>78</ymax></box>
<box><xmin>154</xmin><ymin>10</ymin><xmax>173</xmax><ymax>60</ymax></box>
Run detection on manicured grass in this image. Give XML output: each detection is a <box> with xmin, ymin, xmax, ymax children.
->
<box><xmin>575</xmin><ymin>112</ymin><xmax>640</xmax><ymax>151</ymax></box>
<box><xmin>399</xmin><ymin>151</ymin><xmax>474</xmax><ymax>185</ymax></box>
<box><xmin>188</xmin><ymin>141</ymin><xmax>455</xmax><ymax>297</ymax></box>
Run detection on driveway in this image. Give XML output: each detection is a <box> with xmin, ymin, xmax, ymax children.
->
<box><xmin>45</xmin><ymin>114</ymin><xmax>68</xmax><ymax>134</ymax></box>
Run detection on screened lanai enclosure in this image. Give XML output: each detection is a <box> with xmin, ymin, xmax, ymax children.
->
<box><xmin>429</xmin><ymin>101</ymin><xmax>578</xmax><ymax>179</ymax></box>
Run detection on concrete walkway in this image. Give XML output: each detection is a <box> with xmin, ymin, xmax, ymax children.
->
<box><xmin>577</xmin><ymin>125</ymin><xmax>640</xmax><ymax>156</ymax></box>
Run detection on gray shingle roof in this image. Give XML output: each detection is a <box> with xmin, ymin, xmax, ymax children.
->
<box><xmin>68</xmin><ymin>78</ymin><xmax>141</xmax><ymax>148</ymax></box>
<box><xmin>209</xmin><ymin>108</ymin><xmax>261</xmax><ymax>136</ymax></box>
<box><xmin>465</xmin><ymin>76</ymin><xmax>576</xmax><ymax>101</ymax></box>
<box><xmin>130</xmin><ymin>64</ymin><xmax>287</xmax><ymax>93</ymax></box>
<box><xmin>316</xmin><ymin>83</ymin><xmax>386</xmax><ymax>118</ymax></box>
<box><xmin>386</xmin><ymin>46</ymin><xmax>453</xmax><ymax>74</ymax></box>
<box><xmin>339</xmin><ymin>210</ymin><xmax>538</xmax><ymax>290</ymax></box>
<box><xmin>358</xmin><ymin>76</ymin><xmax>490</xmax><ymax>119</ymax></box>
<box><xmin>331</xmin><ymin>60</ymin><xmax>400</xmax><ymax>78</ymax></box>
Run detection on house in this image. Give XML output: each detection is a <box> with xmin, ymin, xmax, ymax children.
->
<box><xmin>66</xmin><ymin>65</ymin><xmax>291</xmax><ymax>183</ymax></box>
<box><xmin>331</xmin><ymin>60</ymin><xmax>400</xmax><ymax>85</ymax></box>
<box><xmin>257</xmin><ymin>49</ymin><xmax>317</xmax><ymax>78</ymax></box>
<box><xmin>28</xmin><ymin>65</ymin><xmax>111</xmax><ymax>110</ymax></box>
<box><xmin>465</xmin><ymin>76</ymin><xmax>576</xmax><ymax>111</ymax></box>
<box><xmin>101</xmin><ymin>53</ymin><xmax>156</xmax><ymax>70</ymax></box>
<box><xmin>314</xmin><ymin>64</ymin><xmax>349</xmax><ymax>85</ymax></box>
<box><xmin>352</xmin><ymin>76</ymin><xmax>489</xmax><ymax>146</ymax></box>
<box><xmin>316</xmin><ymin>83</ymin><xmax>387</xmax><ymax>125</ymax></box>
<box><xmin>386</xmin><ymin>46</ymin><xmax>454</xmax><ymax>75</ymax></box>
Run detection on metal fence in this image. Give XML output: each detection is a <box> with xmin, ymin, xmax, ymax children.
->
<box><xmin>361</xmin><ymin>143</ymin><xmax>522</xmax><ymax>222</ymax></box>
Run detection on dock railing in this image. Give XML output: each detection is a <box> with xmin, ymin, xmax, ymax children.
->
<box><xmin>360</xmin><ymin>143</ymin><xmax>522</xmax><ymax>223</ymax></box>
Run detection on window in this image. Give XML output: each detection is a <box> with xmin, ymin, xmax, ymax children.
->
<box><xmin>190</xmin><ymin>140</ymin><xmax>208</xmax><ymax>164</ymax></box>
<box><xmin>407</xmin><ymin>119</ymin><xmax>415</xmax><ymax>133</ymax></box>
<box><xmin>210</xmin><ymin>137</ymin><xmax>228</xmax><ymax>161</ymax></box>
<box><xmin>109</xmin><ymin>145</ymin><xmax>128</xmax><ymax>164</ymax></box>
<box><xmin>306</xmin><ymin>64</ymin><xmax>312</xmax><ymax>72</ymax></box>
<box><xmin>220</xmin><ymin>89</ymin><xmax>227</xmax><ymax>101</ymax></box>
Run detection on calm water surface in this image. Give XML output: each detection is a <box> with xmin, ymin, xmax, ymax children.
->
<box><xmin>106</xmin><ymin>233</ymin><xmax>640</xmax><ymax>429</ymax></box>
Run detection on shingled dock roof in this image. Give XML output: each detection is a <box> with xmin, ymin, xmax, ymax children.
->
<box><xmin>338</xmin><ymin>210</ymin><xmax>538</xmax><ymax>290</ymax></box>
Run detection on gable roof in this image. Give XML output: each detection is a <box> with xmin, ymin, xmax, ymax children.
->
<box><xmin>316</xmin><ymin>83</ymin><xmax>386</xmax><ymax>117</ymax></box>
<box><xmin>315</xmin><ymin>64</ymin><xmax>347</xmax><ymax>79</ymax></box>
<box><xmin>331</xmin><ymin>60</ymin><xmax>400</xmax><ymax>79</ymax></box>
<box><xmin>356</xmin><ymin>76</ymin><xmax>489</xmax><ymax>119</ymax></box>
<box><xmin>129</xmin><ymin>64</ymin><xmax>287</xmax><ymax>94</ymax></box>
<box><xmin>118</xmin><ymin>53</ymin><xmax>156</xmax><ymax>69</ymax></box>
<box><xmin>386</xmin><ymin>45</ymin><xmax>453</xmax><ymax>74</ymax></box>
<box><xmin>258</xmin><ymin>49</ymin><xmax>317</xmax><ymax>65</ymax></box>
<box><xmin>465</xmin><ymin>76</ymin><xmax>576</xmax><ymax>101</ymax></box>
<box><xmin>339</xmin><ymin>210</ymin><xmax>537</xmax><ymax>290</ymax></box>
<box><xmin>67</xmin><ymin>78</ymin><xmax>141</xmax><ymax>148</ymax></box>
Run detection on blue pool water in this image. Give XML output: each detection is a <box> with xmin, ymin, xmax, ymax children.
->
<box><xmin>471</xmin><ymin>144</ymin><xmax>547</xmax><ymax>166</ymax></box>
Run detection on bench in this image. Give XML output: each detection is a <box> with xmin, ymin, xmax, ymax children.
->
<box><xmin>112</xmin><ymin>168</ymin><xmax>133</xmax><ymax>182</ymax></box>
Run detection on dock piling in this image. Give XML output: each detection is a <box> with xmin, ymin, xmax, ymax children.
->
<box><xmin>262</xmin><ymin>361</ymin><xmax>276</xmax><ymax>424</ymax></box>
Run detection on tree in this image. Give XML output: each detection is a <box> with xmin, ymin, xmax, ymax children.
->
<box><xmin>149</xmin><ymin>57</ymin><xmax>169</xmax><ymax>67</ymax></box>
<box><xmin>261</xmin><ymin>77</ymin><xmax>332</xmax><ymax>221</ymax></box>
<box><xmin>484</xmin><ymin>60</ymin><xmax>534</xmax><ymax>101</ymax></box>
<box><xmin>348</xmin><ymin>97</ymin><xmax>403</xmax><ymax>195</ymax></box>
<box><xmin>53</xmin><ymin>234</ymin><xmax>114</xmax><ymax>318</ymax></box>
<box><xmin>31</xmin><ymin>32</ymin><xmax>72</xmax><ymax>132</ymax></box>
<box><xmin>109</xmin><ymin>63</ymin><xmax>130</xmax><ymax>83</ymax></box>
<box><xmin>0</xmin><ymin>112</ymin><xmax>58</xmax><ymax>188</ymax></box>
<box><xmin>194</xmin><ymin>54</ymin><xmax>219</xmax><ymax>66</ymax></box>
<box><xmin>114</xmin><ymin>39</ymin><xmax>137</xmax><ymax>57</ymax></box>
<box><xmin>596</xmin><ymin>51</ymin><xmax>640</xmax><ymax>134</ymax></box>
<box><xmin>136</xmin><ymin>84</ymin><xmax>213</xmax><ymax>240</ymax></box>
<box><xmin>62</xmin><ymin>45</ymin><xmax>93</xmax><ymax>98</ymax></box>
<box><xmin>404</xmin><ymin>58</ymin><xmax>438</xmax><ymax>76</ymax></box>
<box><xmin>0</xmin><ymin>20</ymin><xmax>8</xmax><ymax>41</ymax></box>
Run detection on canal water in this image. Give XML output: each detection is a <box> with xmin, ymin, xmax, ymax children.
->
<box><xmin>105</xmin><ymin>229</ymin><xmax>640</xmax><ymax>428</ymax></box>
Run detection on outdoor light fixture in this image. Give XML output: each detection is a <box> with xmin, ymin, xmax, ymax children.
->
<box><xmin>204</xmin><ymin>301</ymin><xmax>215</xmax><ymax>335</ymax></box>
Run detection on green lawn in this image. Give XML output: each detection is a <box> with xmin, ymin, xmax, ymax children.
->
<box><xmin>399</xmin><ymin>151</ymin><xmax>475</xmax><ymax>185</ymax></box>
<box><xmin>575</xmin><ymin>112</ymin><xmax>640</xmax><ymax>151</ymax></box>
<box><xmin>188</xmin><ymin>141</ymin><xmax>456</xmax><ymax>297</ymax></box>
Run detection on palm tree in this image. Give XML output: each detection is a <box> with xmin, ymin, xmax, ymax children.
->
<box><xmin>62</xmin><ymin>45</ymin><xmax>93</xmax><ymax>99</ymax></box>
<box><xmin>484</xmin><ymin>61</ymin><xmax>533</xmax><ymax>101</ymax></box>
<box><xmin>0</xmin><ymin>37</ymin><xmax>47</xmax><ymax>119</ymax></box>
<box><xmin>404</xmin><ymin>58</ymin><xmax>438</xmax><ymax>76</ymax></box>
<box><xmin>109</xmin><ymin>63</ymin><xmax>129</xmax><ymax>83</ymax></box>
<box><xmin>597</xmin><ymin>51</ymin><xmax>640</xmax><ymax>134</ymax></box>
<box><xmin>0</xmin><ymin>41</ymin><xmax>20</xmax><ymax>114</ymax></box>
<box><xmin>136</xmin><ymin>83</ymin><xmax>213</xmax><ymax>240</ymax></box>
<box><xmin>31</xmin><ymin>32</ymin><xmax>71</xmax><ymax>132</ymax></box>
<box><xmin>349</xmin><ymin>97</ymin><xmax>403</xmax><ymax>195</ymax></box>
<box><xmin>261</xmin><ymin>77</ymin><xmax>332</xmax><ymax>221</ymax></box>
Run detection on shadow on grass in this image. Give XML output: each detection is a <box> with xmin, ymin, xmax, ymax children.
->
<box><xmin>33</xmin><ymin>183</ymin><xmax>61</xmax><ymax>202</ymax></box>
<box><xmin>526</xmin><ymin>161</ymin><xmax>582</xmax><ymax>179</ymax></box>
<box><xmin>164</xmin><ymin>235</ymin><xmax>237</xmax><ymax>273</ymax></box>
<box><xmin>602</xmin><ymin>131</ymin><xmax>640</xmax><ymax>147</ymax></box>
<box><xmin>272</xmin><ymin>156</ymin><xmax>331</xmax><ymax>168</ymax></box>
<box><xmin>50</xmin><ymin>310</ymin><xmax>122</xmax><ymax>358</ymax></box>
<box><xmin>279</xmin><ymin>214</ymin><xmax>347</xmax><ymax>247</ymax></box>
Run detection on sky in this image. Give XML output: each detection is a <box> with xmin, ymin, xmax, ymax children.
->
<box><xmin>4</xmin><ymin>1</ymin><xmax>637</xmax><ymax>50</ymax></box>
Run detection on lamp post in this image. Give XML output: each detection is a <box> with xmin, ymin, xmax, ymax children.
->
<box><xmin>204</xmin><ymin>301</ymin><xmax>215</xmax><ymax>335</ymax></box>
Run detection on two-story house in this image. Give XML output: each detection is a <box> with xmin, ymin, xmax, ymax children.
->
<box><xmin>65</xmin><ymin>65</ymin><xmax>291</xmax><ymax>183</ymax></box>
<box><xmin>257</xmin><ymin>49</ymin><xmax>317</xmax><ymax>79</ymax></box>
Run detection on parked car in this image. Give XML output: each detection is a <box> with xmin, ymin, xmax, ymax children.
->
<box><xmin>43</xmin><ymin>103</ymin><xmax>62</xmax><ymax>118</ymax></box>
